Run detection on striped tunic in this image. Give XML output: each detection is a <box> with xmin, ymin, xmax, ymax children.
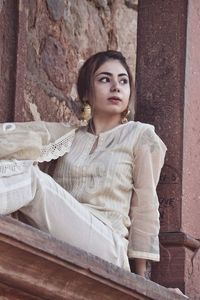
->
<box><xmin>53</xmin><ymin>121</ymin><xmax>167</xmax><ymax>261</ymax></box>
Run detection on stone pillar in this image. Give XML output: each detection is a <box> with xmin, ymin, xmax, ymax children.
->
<box><xmin>0</xmin><ymin>0</ymin><xmax>18</xmax><ymax>122</ymax></box>
<box><xmin>136</xmin><ymin>1</ymin><xmax>200</xmax><ymax>298</ymax></box>
<box><xmin>14</xmin><ymin>0</ymin><xmax>29</xmax><ymax>122</ymax></box>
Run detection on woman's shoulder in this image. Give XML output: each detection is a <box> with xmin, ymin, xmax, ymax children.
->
<box><xmin>126</xmin><ymin>120</ymin><xmax>154</xmax><ymax>128</ymax></box>
<box><xmin>110</xmin><ymin>121</ymin><xmax>156</xmax><ymax>150</ymax></box>
<box><xmin>126</xmin><ymin>121</ymin><xmax>167</xmax><ymax>153</ymax></box>
<box><xmin>122</xmin><ymin>121</ymin><xmax>166</xmax><ymax>149</ymax></box>
<box><xmin>122</xmin><ymin>120</ymin><xmax>155</xmax><ymax>136</ymax></box>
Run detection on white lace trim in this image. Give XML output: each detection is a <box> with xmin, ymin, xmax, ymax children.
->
<box><xmin>0</xmin><ymin>160</ymin><xmax>34</xmax><ymax>177</ymax></box>
<box><xmin>37</xmin><ymin>129</ymin><xmax>75</xmax><ymax>162</ymax></box>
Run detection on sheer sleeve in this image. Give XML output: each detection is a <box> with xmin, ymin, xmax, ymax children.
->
<box><xmin>128</xmin><ymin>125</ymin><xmax>167</xmax><ymax>261</ymax></box>
<box><xmin>0</xmin><ymin>121</ymin><xmax>77</xmax><ymax>162</ymax></box>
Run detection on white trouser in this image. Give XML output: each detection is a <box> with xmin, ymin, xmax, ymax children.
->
<box><xmin>0</xmin><ymin>162</ymin><xmax>130</xmax><ymax>270</ymax></box>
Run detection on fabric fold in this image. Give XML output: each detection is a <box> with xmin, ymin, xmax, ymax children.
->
<box><xmin>0</xmin><ymin>160</ymin><xmax>34</xmax><ymax>177</ymax></box>
<box><xmin>0</xmin><ymin>121</ymin><xmax>78</xmax><ymax>162</ymax></box>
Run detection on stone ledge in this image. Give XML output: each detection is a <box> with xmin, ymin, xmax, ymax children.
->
<box><xmin>160</xmin><ymin>232</ymin><xmax>200</xmax><ymax>251</ymax></box>
<box><xmin>0</xmin><ymin>216</ymin><xmax>186</xmax><ymax>300</ymax></box>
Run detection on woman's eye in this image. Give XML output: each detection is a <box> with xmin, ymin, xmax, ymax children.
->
<box><xmin>99</xmin><ymin>77</ymin><xmax>110</xmax><ymax>83</ymax></box>
<box><xmin>120</xmin><ymin>78</ymin><xmax>128</xmax><ymax>84</ymax></box>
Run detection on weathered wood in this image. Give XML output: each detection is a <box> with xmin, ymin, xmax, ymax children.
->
<box><xmin>0</xmin><ymin>216</ymin><xmax>186</xmax><ymax>300</ymax></box>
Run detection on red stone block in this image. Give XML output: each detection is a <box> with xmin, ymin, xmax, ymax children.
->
<box><xmin>136</xmin><ymin>1</ymin><xmax>200</xmax><ymax>298</ymax></box>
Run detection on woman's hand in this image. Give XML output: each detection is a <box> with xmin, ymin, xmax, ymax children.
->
<box><xmin>134</xmin><ymin>258</ymin><xmax>147</xmax><ymax>277</ymax></box>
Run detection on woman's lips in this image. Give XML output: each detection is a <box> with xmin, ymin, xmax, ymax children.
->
<box><xmin>107</xmin><ymin>97</ymin><xmax>122</xmax><ymax>104</ymax></box>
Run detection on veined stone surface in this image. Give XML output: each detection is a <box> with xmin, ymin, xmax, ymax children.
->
<box><xmin>23</xmin><ymin>0</ymin><xmax>137</xmax><ymax>122</ymax></box>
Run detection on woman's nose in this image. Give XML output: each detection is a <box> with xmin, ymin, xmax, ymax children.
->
<box><xmin>110</xmin><ymin>81</ymin><xmax>120</xmax><ymax>92</ymax></box>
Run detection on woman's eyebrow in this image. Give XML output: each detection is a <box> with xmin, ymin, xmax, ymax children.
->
<box><xmin>95</xmin><ymin>72</ymin><xmax>128</xmax><ymax>77</ymax></box>
<box><xmin>118</xmin><ymin>73</ymin><xmax>128</xmax><ymax>77</ymax></box>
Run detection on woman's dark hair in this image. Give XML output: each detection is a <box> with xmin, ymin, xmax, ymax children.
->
<box><xmin>77</xmin><ymin>50</ymin><xmax>134</xmax><ymax>106</ymax></box>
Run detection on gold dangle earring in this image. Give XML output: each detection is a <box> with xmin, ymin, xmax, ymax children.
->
<box><xmin>121</xmin><ymin>108</ymin><xmax>130</xmax><ymax>124</ymax></box>
<box><xmin>81</xmin><ymin>101</ymin><xmax>92</xmax><ymax>125</ymax></box>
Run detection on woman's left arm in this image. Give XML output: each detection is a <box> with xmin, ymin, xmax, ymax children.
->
<box><xmin>128</xmin><ymin>125</ymin><xmax>167</xmax><ymax>276</ymax></box>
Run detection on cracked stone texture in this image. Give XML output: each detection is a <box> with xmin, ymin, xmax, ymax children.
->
<box><xmin>0</xmin><ymin>0</ymin><xmax>4</xmax><ymax>13</ymax></box>
<box><xmin>46</xmin><ymin>0</ymin><xmax>65</xmax><ymax>21</ymax></box>
<box><xmin>22</xmin><ymin>0</ymin><xmax>137</xmax><ymax>122</ymax></box>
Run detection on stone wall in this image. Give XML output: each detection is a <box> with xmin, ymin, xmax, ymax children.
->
<box><xmin>0</xmin><ymin>0</ymin><xmax>137</xmax><ymax>123</ymax></box>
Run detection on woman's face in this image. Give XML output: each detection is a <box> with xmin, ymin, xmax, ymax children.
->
<box><xmin>89</xmin><ymin>59</ymin><xmax>131</xmax><ymax>119</ymax></box>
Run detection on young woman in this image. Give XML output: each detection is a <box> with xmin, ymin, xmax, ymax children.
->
<box><xmin>0</xmin><ymin>50</ymin><xmax>167</xmax><ymax>277</ymax></box>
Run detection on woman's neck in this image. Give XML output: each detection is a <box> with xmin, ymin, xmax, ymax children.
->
<box><xmin>89</xmin><ymin>115</ymin><xmax>121</xmax><ymax>135</ymax></box>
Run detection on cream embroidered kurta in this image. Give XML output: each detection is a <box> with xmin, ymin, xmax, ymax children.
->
<box><xmin>0</xmin><ymin>120</ymin><xmax>166</xmax><ymax>262</ymax></box>
<box><xmin>53</xmin><ymin>121</ymin><xmax>167</xmax><ymax>261</ymax></box>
